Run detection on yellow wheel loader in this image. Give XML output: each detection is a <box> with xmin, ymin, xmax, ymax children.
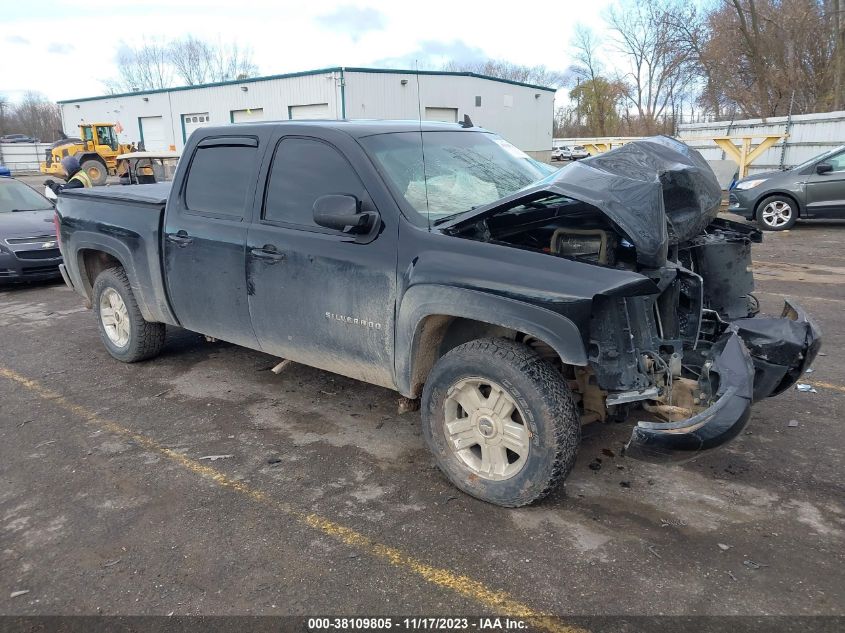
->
<box><xmin>40</xmin><ymin>123</ymin><xmax>134</xmax><ymax>186</ymax></box>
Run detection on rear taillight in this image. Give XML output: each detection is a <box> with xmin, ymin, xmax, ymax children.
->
<box><xmin>53</xmin><ymin>213</ymin><xmax>61</xmax><ymax>248</ymax></box>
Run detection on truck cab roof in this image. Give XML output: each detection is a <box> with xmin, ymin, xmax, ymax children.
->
<box><xmin>194</xmin><ymin>119</ymin><xmax>485</xmax><ymax>139</ymax></box>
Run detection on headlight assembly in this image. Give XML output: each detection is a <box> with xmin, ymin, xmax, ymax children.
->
<box><xmin>733</xmin><ymin>179</ymin><xmax>768</xmax><ymax>191</ymax></box>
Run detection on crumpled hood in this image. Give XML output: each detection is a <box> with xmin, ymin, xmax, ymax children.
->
<box><xmin>442</xmin><ymin>136</ymin><xmax>723</xmax><ymax>268</ymax></box>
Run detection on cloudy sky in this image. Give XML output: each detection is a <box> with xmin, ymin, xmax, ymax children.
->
<box><xmin>1</xmin><ymin>0</ymin><xmax>614</xmax><ymax>103</ymax></box>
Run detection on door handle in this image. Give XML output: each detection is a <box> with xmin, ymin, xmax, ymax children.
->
<box><xmin>250</xmin><ymin>244</ymin><xmax>286</xmax><ymax>263</ymax></box>
<box><xmin>166</xmin><ymin>230</ymin><xmax>193</xmax><ymax>247</ymax></box>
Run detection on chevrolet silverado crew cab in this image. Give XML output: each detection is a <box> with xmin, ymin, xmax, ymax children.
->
<box><xmin>55</xmin><ymin>121</ymin><xmax>820</xmax><ymax>507</ymax></box>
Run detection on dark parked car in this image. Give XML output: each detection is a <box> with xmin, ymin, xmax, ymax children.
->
<box><xmin>729</xmin><ymin>144</ymin><xmax>845</xmax><ymax>230</ymax></box>
<box><xmin>55</xmin><ymin>123</ymin><xmax>819</xmax><ymax>506</ymax></box>
<box><xmin>0</xmin><ymin>178</ymin><xmax>62</xmax><ymax>282</ymax></box>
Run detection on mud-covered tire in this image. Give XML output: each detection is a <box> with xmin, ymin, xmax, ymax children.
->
<box><xmin>421</xmin><ymin>338</ymin><xmax>580</xmax><ymax>507</ymax></box>
<box><xmin>756</xmin><ymin>195</ymin><xmax>797</xmax><ymax>231</ymax></box>
<box><xmin>92</xmin><ymin>266</ymin><xmax>165</xmax><ymax>362</ymax></box>
<box><xmin>80</xmin><ymin>159</ymin><xmax>107</xmax><ymax>186</ymax></box>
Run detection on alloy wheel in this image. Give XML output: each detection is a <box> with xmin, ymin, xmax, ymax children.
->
<box><xmin>99</xmin><ymin>287</ymin><xmax>131</xmax><ymax>348</ymax></box>
<box><xmin>443</xmin><ymin>377</ymin><xmax>530</xmax><ymax>481</ymax></box>
<box><xmin>761</xmin><ymin>200</ymin><xmax>793</xmax><ymax>228</ymax></box>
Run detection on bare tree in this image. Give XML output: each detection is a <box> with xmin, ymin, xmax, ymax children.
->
<box><xmin>689</xmin><ymin>0</ymin><xmax>838</xmax><ymax>118</ymax></box>
<box><xmin>105</xmin><ymin>38</ymin><xmax>172</xmax><ymax>93</ymax></box>
<box><xmin>442</xmin><ymin>59</ymin><xmax>567</xmax><ymax>88</ymax></box>
<box><xmin>0</xmin><ymin>92</ymin><xmax>62</xmax><ymax>141</ymax></box>
<box><xmin>105</xmin><ymin>36</ymin><xmax>259</xmax><ymax>93</ymax></box>
<box><xmin>728</xmin><ymin>0</ymin><xmax>774</xmax><ymax>116</ymax></box>
<box><xmin>0</xmin><ymin>94</ymin><xmax>10</xmax><ymax>136</ymax></box>
<box><xmin>168</xmin><ymin>36</ymin><xmax>215</xmax><ymax>85</ymax></box>
<box><xmin>206</xmin><ymin>39</ymin><xmax>258</xmax><ymax>82</ymax></box>
<box><xmin>607</xmin><ymin>0</ymin><xmax>694</xmax><ymax>133</ymax></box>
<box><xmin>569</xmin><ymin>25</ymin><xmax>625</xmax><ymax>136</ymax></box>
<box><xmin>825</xmin><ymin>0</ymin><xmax>845</xmax><ymax>110</ymax></box>
<box><xmin>169</xmin><ymin>36</ymin><xmax>258</xmax><ymax>85</ymax></box>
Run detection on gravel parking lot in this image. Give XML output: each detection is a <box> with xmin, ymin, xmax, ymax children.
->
<box><xmin>1</xmin><ymin>210</ymin><xmax>843</xmax><ymax>627</ymax></box>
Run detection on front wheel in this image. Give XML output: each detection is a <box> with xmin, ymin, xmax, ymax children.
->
<box><xmin>93</xmin><ymin>266</ymin><xmax>165</xmax><ymax>362</ymax></box>
<box><xmin>756</xmin><ymin>195</ymin><xmax>797</xmax><ymax>231</ymax></box>
<box><xmin>421</xmin><ymin>338</ymin><xmax>580</xmax><ymax>507</ymax></box>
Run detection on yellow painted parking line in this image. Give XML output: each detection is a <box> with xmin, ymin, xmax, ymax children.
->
<box><xmin>0</xmin><ymin>366</ymin><xmax>583</xmax><ymax>633</ymax></box>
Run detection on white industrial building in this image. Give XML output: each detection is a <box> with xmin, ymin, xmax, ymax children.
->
<box><xmin>57</xmin><ymin>67</ymin><xmax>556</xmax><ymax>160</ymax></box>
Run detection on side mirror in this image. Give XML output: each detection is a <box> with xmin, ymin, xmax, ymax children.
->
<box><xmin>816</xmin><ymin>162</ymin><xmax>833</xmax><ymax>175</ymax></box>
<box><xmin>313</xmin><ymin>194</ymin><xmax>376</xmax><ymax>233</ymax></box>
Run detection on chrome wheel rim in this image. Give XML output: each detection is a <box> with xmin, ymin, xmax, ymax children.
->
<box><xmin>99</xmin><ymin>287</ymin><xmax>130</xmax><ymax>348</ymax></box>
<box><xmin>443</xmin><ymin>377</ymin><xmax>530</xmax><ymax>481</ymax></box>
<box><xmin>761</xmin><ymin>200</ymin><xmax>792</xmax><ymax>228</ymax></box>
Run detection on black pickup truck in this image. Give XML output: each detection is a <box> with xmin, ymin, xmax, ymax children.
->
<box><xmin>55</xmin><ymin>121</ymin><xmax>820</xmax><ymax>507</ymax></box>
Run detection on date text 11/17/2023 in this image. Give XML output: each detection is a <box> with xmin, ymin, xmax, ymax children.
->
<box><xmin>306</xmin><ymin>617</ymin><xmax>529</xmax><ymax>630</ymax></box>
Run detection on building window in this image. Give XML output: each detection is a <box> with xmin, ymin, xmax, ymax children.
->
<box><xmin>475</xmin><ymin>96</ymin><xmax>481</xmax><ymax>107</ymax></box>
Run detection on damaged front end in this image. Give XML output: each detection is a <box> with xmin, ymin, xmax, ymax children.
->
<box><xmin>587</xmin><ymin>219</ymin><xmax>820</xmax><ymax>462</ymax></box>
<box><xmin>441</xmin><ymin>136</ymin><xmax>821</xmax><ymax>462</ymax></box>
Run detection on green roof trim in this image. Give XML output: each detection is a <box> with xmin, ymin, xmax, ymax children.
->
<box><xmin>57</xmin><ymin>66</ymin><xmax>557</xmax><ymax>104</ymax></box>
<box><xmin>343</xmin><ymin>67</ymin><xmax>558</xmax><ymax>92</ymax></box>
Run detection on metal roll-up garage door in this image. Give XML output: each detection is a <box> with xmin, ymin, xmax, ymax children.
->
<box><xmin>424</xmin><ymin>107</ymin><xmax>458</xmax><ymax>123</ymax></box>
<box><xmin>231</xmin><ymin>108</ymin><xmax>264</xmax><ymax>123</ymax></box>
<box><xmin>139</xmin><ymin>116</ymin><xmax>166</xmax><ymax>151</ymax></box>
<box><xmin>182</xmin><ymin>113</ymin><xmax>212</xmax><ymax>143</ymax></box>
<box><xmin>288</xmin><ymin>103</ymin><xmax>330</xmax><ymax>120</ymax></box>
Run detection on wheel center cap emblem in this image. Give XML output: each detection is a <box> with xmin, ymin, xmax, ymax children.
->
<box><xmin>477</xmin><ymin>417</ymin><xmax>496</xmax><ymax>438</ymax></box>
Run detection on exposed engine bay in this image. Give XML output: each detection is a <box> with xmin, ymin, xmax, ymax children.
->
<box><xmin>440</xmin><ymin>136</ymin><xmax>820</xmax><ymax>460</ymax></box>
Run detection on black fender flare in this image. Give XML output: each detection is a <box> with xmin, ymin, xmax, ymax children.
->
<box><xmin>70</xmin><ymin>233</ymin><xmax>164</xmax><ymax>323</ymax></box>
<box><xmin>395</xmin><ymin>284</ymin><xmax>588</xmax><ymax>396</ymax></box>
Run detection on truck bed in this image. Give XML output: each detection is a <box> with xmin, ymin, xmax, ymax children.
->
<box><xmin>57</xmin><ymin>183</ymin><xmax>177</xmax><ymax>325</ymax></box>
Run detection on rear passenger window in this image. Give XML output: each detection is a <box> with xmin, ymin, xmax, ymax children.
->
<box><xmin>264</xmin><ymin>137</ymin><xmax>366</xmax><ymax>228</ymax></box>
<box><xmin>185</xmin><ymin>144</ymin><xmax>256</xmax><ymax>218</ymax></box>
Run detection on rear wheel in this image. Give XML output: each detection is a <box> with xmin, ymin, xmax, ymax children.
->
<box><xmin>80</xmin><ymin>159</ymin><xmax>107</xmax><ymax>186</ymax></box>
<box><xmin>93</xmin><ymin>266</ymin><xmax>165</xmax><ymax>362</ymax></box>
<box><xmin>756</xmin><ymin>195</ymin><xmax>797</xmax><ymax>231</ymax></box>
<box><xmin>421</xmin><ymin>338</ymin><xmax>580</xmax><ymax>507</ymax></box>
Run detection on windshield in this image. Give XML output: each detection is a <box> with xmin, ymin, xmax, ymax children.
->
<box><xmin>791</xmin><ymin>145</ymin><xmax>845</xmax><ymax>171</ymax></box>
<box><xmin>0</xmin><ymin>179</ymin><xmax>53</xmax><ymax>213</ymax></box>
<box><xmin>361</xmin><ymin>131</ymin><xmax>548</xmax><ymax>221</ymax></box>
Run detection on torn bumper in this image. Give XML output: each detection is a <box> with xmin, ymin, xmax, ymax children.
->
<box><xmin>729</xmin><ymin>299</ymin><xmax>821</xmax><ymax>401</ymax></box>
<box><xmin>625</xmin><ymin>299</ymin><xmax>821</xmax><ymax>463</ymax></box>
<box><xmin>625</xmin><ymin>332</ymin><xmax>754</xmax><ymax>462</ymax></box>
